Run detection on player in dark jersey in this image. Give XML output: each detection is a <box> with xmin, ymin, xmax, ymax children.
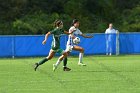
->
<box><xmin>34</xmin><ymin>20</ymin><xmax>73</xmax><ymax>71</ymax></box>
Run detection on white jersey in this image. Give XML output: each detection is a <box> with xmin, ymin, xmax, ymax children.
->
<box><xmin>105</xmin><ymin>28</ymin><xmax>117</xmax><ymax>41</ymax></box>
<box><xmin>105</xmin><ymin>28</ymin><xmax>117</xmax><ymax>34</ymax></box>
<box><xmin>65</xmin><ymin>26</ymin><xmax>82</xmax><ymax>52</ymax></box>
<box><xmin>67</xmin><ymin>26</ymin><xmax>82</xmax><ymax>45</ymax></box>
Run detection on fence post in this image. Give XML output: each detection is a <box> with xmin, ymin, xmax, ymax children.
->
<box><xmin>12</xmin><ymin>35</ymin><xmax>15</xmax><ymax>58</ymax></box>
<box><xmin>116</xmin><ymin>31</ymin><xmax>119</xmax><ymax>55</ymax></box>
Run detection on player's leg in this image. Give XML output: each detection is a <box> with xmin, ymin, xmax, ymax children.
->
<box><xmin>34</xmin><ymin>49</ymin><xmax>55</xmax><ymax>71</ymax></box>
<box><xmin>73</xmin><ymin>45</ymin><xmax>86</xmax><ymax>66</ymax></box>
<box><xmin>38</xmin><ymin>50</ymin><xmax>55</xmax><ymax>65</ymax></box>
<box><xmin>53</xmin><ymin>49</ymin><xmax>69</xmax><ymax>71</ymax></box>
<box><xmin>109</xmin><ymin>40</ymin><xmax>112</xmax><ymax>56</ymax></box>
<box><xmin>63</xmin><ymin>44</ymin><xmax>73</xmax><ymax>71</ymax></box>
<box><xmin>63</xmin><ymin>57</ymin><xmax>67</xmax><ymax>68</ymax></box>
<box><xmin>106</xmin><ymin>40</ymin><xmax>109</xmax><ymax>55</ymax></box>
<box><xmin>63</xmin><ymin>51</ymin><xmax>71</xmax><ymax>71</ymax></box>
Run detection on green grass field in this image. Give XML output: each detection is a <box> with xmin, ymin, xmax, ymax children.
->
<box><xmin>0</xmin><ymin>55</ymin><xmax>140</xmax><ymax>93</ymax></box>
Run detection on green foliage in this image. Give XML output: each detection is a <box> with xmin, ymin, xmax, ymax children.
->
<box><xmin>0</xmin><ymin>0</ymin><xmax>140</xmax><ymax>35</ymax></box>
<box><xmin>12</xmin><ymin>12</ymin><xmax>60</xmax><ymax>35</ymax></box>
<box><xmin>121</xmin><ymin>6</ymin><xmax>140</xmax><ymax>32</ymax></box>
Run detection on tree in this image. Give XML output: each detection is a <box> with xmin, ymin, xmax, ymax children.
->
<box><xmin>0</xmin><ymin>0</ymin><xmax>140</xmax><ymax>35</ymax></box>
<box><xmin>121</xmin><ymin>5</ymin><xmax>140</xmax><ymax>32</ymax></box>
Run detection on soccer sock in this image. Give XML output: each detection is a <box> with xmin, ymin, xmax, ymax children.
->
<box><xmin>63</xmin><ymin>57</ymin><xmax>67</xmax><ymax>67</ymax></box>
<box><xmin>55</xmin><ymin>59</ymin><xmax>62</xmax><ymax>67</ymax></box>
<box><xmin>79</xmin><ymin>53</ymin><xmax>83</xmax><ymax>63</ymax></box>
<box><xmin>38</xmin><ymin>58</ymin><xmax>48</xmax><ymax>65</ymax></box>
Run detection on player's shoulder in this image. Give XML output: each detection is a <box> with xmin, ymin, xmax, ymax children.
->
<box><xmin>50</xmin><ymin>27</ymin><xmax>59</xmax><ymax>34</ymax></box>
<box><xmin>105</xmin><ymin>28</ymin><xmax>110</xmax><ymax>33</ymax></box>
<box><xmin>52</xmin><ymin>27</ymin><xmax>57</xmax><ymax>31</ymax></box>
<box><xmin>69</xmin><ymin>26</ymin><xmax>76</xmax><ymax>30</ymax></box>
<box><xmin>106</xmin><ymin>28</ymin><xmax>110</xmax><ymax>31</ymax></box>
<box><xmin>50</xmin><ymin>28</ymin><xmax>56</xmax><ymax>32</ymax></box>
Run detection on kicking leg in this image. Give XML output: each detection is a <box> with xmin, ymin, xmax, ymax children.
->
<box><xmin>34</xmin><ymin>50</ymin><xmax>55</xmax><ymax>71</ymax></box>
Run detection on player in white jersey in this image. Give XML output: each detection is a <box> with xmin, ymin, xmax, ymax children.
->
<box><xmin>63</xmin><ymin>19</ymin><xmax>93</xmax><ymax>70</ymax></box>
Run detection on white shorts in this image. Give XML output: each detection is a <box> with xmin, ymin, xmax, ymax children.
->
<box><xmin>65</xmin><ymin>44</ymin><xmax>74</xmax><ymax>52</ymax></box>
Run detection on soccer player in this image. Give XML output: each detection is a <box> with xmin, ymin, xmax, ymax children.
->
<box><xmin>63</xmin><ymin>19</ymin><xmax>93</xmax><ymax>68</ymax></box>
<box><xmin>34</xmin><ymin>20</ymin><xmax>72</xmax><ymax>71</ymax></box>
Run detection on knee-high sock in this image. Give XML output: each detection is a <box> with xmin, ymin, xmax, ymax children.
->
<box><xmin>55</xmin><ymin>58</ymin><xmax>63</xmax><ymax>67</ymax></box>
<box><xmin>79</xmin><ymin>53</ymin><xmax>83</xmax><ymax>63</ymax></box>
<box><xmin>38</xmin><ymin>58</ymin><xmax>48</xmax><ymax>65</ymax></box>
<box><xmin>63</xmin><ymin>57</ymin><xmax>67</xmax><ymax>67</ymax></box>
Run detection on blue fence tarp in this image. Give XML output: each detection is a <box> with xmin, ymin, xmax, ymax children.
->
<box><xmin>119</xmin><ymin>33</ymin><xmax>140</xmax><ymax>54</ymax></box>
<box><xmin>0</xmin><ymin>33</ymin><xmax>140</xmax><ymax>57</ymax></box>
<box><xmin>0</xmin><ymin>36</ymin><xmax>13</xmax><ymax>57</ymax></box>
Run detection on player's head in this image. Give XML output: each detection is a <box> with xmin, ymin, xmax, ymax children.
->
<box><xmin>72</xmin><ymin>19</ymin><xmax>79</xmax><ymax>28</ymax></box>
<box><xmin>54</xmin><ymin>19</ymin><xmax>63</xmax><ymax>28</ymax></box>
<box><xmin>109</xmin><ymin>23</ymin><xmax>113</xmax><ymax>29</ymax></box>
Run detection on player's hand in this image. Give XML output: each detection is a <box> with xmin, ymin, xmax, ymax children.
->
<box><xmin>90</xmin><ymin>35</ymin><xmax>93</xmax><ymax>38</ymax></box>
<box><xmin>87</xmin><ymin>35</ymin><xmax>93</xmax><ymax>38</ymax></box>
<box><xmin>42</xmin><ymin>40</ymin><xmax>46</xmax><ymax>45</ymax></box>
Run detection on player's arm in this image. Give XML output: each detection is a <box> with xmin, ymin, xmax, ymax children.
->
<box><xmin>64</xmin><ymin>29</ymin><xmax>76</xmax><ymax>35</ymax></box>
<box><xmin>42</xmin><ymin>32</ymin><xmax>51</xmax><ymax>45</ymax></box>
<box><xmin>64</xmin><ymin>31</ymin><xmax>70</xmax><ymax>35</ymax></box>
<box><xmin>80</xmin><ymin>34</ymin><xmax>93</xmax><ymax>38</ymax></box>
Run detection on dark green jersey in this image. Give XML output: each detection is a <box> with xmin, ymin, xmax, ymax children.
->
<box><xmin>50</xmin><ymin>28</ymin><xmax>64</xmax><ymax>50</ymax></box>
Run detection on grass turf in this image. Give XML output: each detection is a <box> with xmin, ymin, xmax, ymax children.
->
<box><xmin>0</xmin><ymin>55</ymin><xmax>140</xmax><ymax>93</ymax></box>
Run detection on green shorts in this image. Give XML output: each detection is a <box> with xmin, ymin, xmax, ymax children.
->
<box><xmin>51</xmin><ymin>48</ymin><xmax>64</xmax><ymax>55</ymax></box>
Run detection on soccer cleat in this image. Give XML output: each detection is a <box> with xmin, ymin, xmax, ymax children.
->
<box><xmin>78</xmin><ymin>63</ymin><xmax>86</xmax><ymax>66</ymax></box>
<box><xmin>53</xmin><ymin>64</ymin><xmax>57</xmax><ymax>71</ymax></box>
<box><xmin>63</xmin><ymin>67</ymin><xmax>71</xmax><ymax>71</ymax></box>
<box><xmin>34</xmin><ymin>63</ymin><xmax>39</xmax><ymax>71</ymax></box>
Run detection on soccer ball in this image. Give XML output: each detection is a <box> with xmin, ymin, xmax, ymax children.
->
<box><xmin>73</xmin><ymin>37</ymin><xmax>80</xmax><ymax>44</ymax></box>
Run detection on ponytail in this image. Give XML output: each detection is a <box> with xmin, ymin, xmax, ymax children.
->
<box><xmin>54</xmin><ymin>19</ymin><xmax>63</xmax><ymax>27</ymax></box>
<box><xmin>71</xmin><ymin>19</ymin><xmax>79</xmax><ymax>26</ymax></box>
